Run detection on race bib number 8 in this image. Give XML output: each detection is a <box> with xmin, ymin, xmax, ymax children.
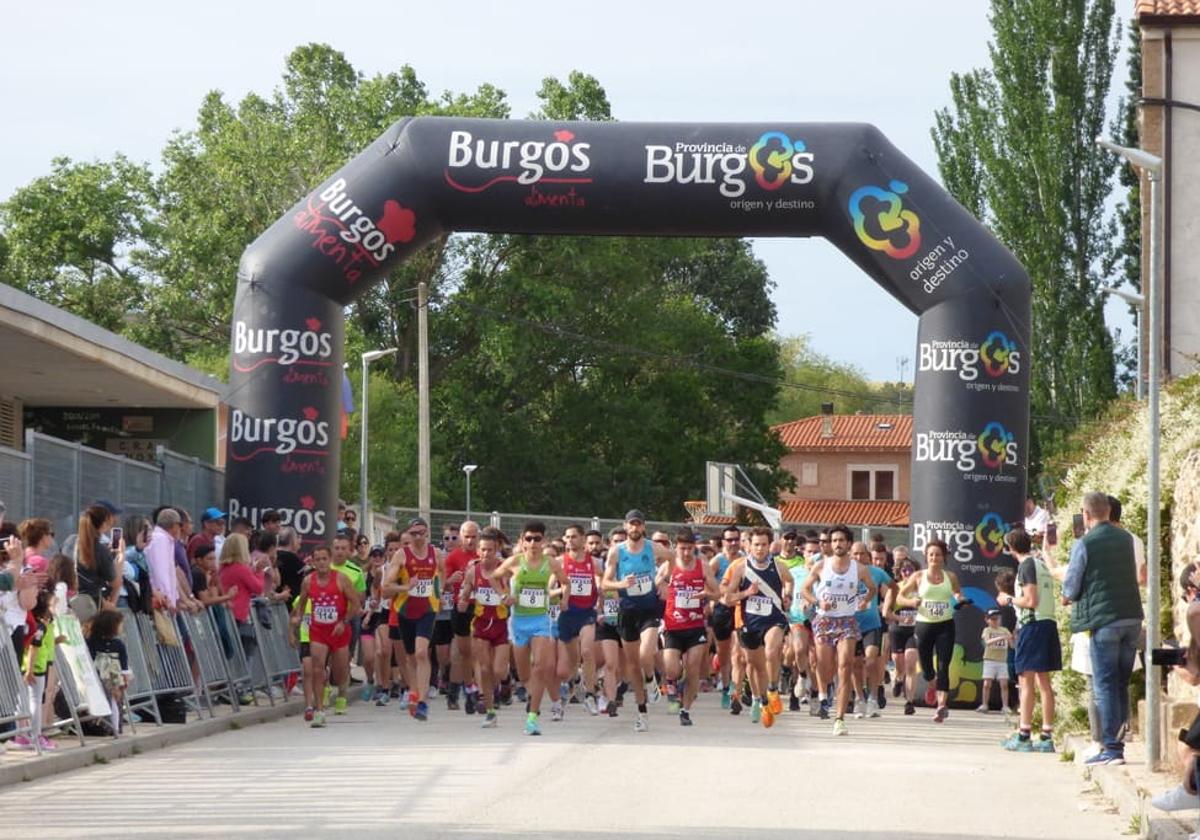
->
<box><xmin>628</xmin><ymin>574</ymin><xmax>653</xmax><ymax>597</ymax></box>
<box><xmin>569</xmin><ymin>576</ymin><xmax>593</xmax><ymax>597</ymax></box>
<box><xmin>746</xmin><ymin>596</ymin><xmax>773</xmax><ymax>617</ymax></box>
<box><xmin>518</xmin><ymin>588</ymin><xmax>547</xmax><ymax>609</ymax></box>
<box><xmin>410</xmin><ymin>578</ymin><xmax>433</xmax><ymax>598</ymax></box>
<box><xmin>313</xmin><ymin>604</ymin><xmax>338</xmax><ymax>624</ymax></box>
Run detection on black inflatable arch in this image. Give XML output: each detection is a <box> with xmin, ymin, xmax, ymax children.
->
<box><xmin>227</xmin><ymin>119</ymin><xmax>1030</xmax><ymax>684</ymax></box>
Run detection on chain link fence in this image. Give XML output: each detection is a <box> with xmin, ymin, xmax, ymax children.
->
<box><xmin>15</xmin><ymin>430</ymin><xmax>224</xmax><ymax>538</ymax></box>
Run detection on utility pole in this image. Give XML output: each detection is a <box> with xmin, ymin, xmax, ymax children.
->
<box><xmin>418</xmin><ymin>281</ymin><xmax>431</xmax><ymax>523</ymax></box>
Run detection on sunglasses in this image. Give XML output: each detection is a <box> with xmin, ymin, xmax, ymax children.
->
<box><xmin>444</xmin><ymin>535</ymin><xmax>459</xmax><ymax>541</ymax></box>
<box><xmin>524</xmin><ymin>535</ymin><xmax>544</xmax><ymax>543</ymax></box>
<box><xmin>345</xmin><ymin>515</ymin><xmax>357</xmax><ymax>522</ymax></box>
<box><xmin>723</xmin><ymin>538</ymin><xmax>738</xmax><ymax>543</ymax></box>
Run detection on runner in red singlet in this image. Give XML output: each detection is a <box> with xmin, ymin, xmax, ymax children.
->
<box><xmin>382</xmin><ymin>517</ymin><xmax>444</xmax><ymax>722</ymax></box>
<box><xmin>556</xmin><ymin>523</ymin><xmax>601</xmax><ymax>714</ymax></box>
<box><xmin>290</xmin><ymin>545</ymin><xmax>360</xmax><ymax>728</ymax></box>
<box><xmin>656</xmin><ymin>527</ymin><xmax>719</xmax><ymax>726</ymax></box>
<box><xmin>458</xmin><ymin>527</ymin><xmax>512</xmax><ymax>728</ymax></box>
<box><xmin>443</xmin><ymin>520</ymin><xmax>479</xmax><ymax>713</ymax></box>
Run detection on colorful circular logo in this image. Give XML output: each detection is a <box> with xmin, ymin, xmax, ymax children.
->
<box><xmin>980</xmin><ymin>330</ymin><xmax>1017</xmax><ymax>377</ymax></box>
<box><xmin>976</xmin><ymin>421</ymin><xmax>1015</xmax><ymax>469</ymax></box>
<box><xmin>748</xmin><ymin>132</ymin><xmax>803</xmax><ymax>191</ymax></box>
<box><xmin>848</xmin><ymin>180</ymin><xmax>921</xmax><ymax>260</ymax></box>
<box><xmin>974</xmin><ymin>513</ymin><xmax>1009</xmax><ymax>559</ymax></box>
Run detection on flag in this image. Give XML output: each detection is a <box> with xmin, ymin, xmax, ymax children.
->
<box><xmin>341</xmin><ymin>370</ymin><xmax>355</xmax><ymax>440</ymax></box>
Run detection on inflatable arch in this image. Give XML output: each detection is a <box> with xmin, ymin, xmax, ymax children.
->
<box><xmin>227</xmin><ymin>119</ymin><xmax>1030</xmax><ymax>680</ymax></box>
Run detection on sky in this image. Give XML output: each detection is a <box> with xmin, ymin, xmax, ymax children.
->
<box><xmin>0</xmin><ymin>0</ymin><xmax>1137</xmax><ymax>385</ymax></box>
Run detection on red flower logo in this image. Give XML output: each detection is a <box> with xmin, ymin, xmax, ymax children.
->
<box><xmin>305</xmin><ymin>317</ymin><xmax>322</xmax><ymax>331</ymax></box>
<box><xmin>299</xmin><ymin>495</ymin><xmax>316</xmax><ymax>511</ymax></box>
<box><xmin>376</xmin><ymin>200</ymin><xmax>417</xmax><ymax>244</ymax></box>
<box><xmin>553</xmin><ymin>129</ymin><xmax>575</xmax><ymax>143</ymax></box>
<box><xmin>301</xmin><ymin>406</ymin><xmax>319</xmax><ymax>421</ymax></box>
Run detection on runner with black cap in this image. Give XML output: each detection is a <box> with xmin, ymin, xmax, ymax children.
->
<box><xmin>602</xmin><ymin>508</ymin><xmax>672</xmax><ymax>733</ymax></box>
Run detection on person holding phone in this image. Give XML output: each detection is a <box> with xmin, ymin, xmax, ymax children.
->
<box><xmin>76</xmin><ymin>502</ymin><xmax>123</xmax><ymax>611</ymax></box>
<box><xmin>1151</xmin><ymin>598</ymin><xmax>1200</xmax><ymax>811</ymax></box>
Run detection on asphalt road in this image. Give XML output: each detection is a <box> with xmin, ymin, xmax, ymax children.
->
<box><xmin>0</xmin><ymin>691</ymin><xmax>1126</xmax><ymax>839</ymax></box>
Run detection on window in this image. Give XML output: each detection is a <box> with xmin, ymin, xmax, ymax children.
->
<box><xmin>801</xmin><ymin>462</ymin><xmax>817</xmax><ymax>486</ymax></box>
<box><xmin>847</xmin><ymin>465</ymin><xmax>899</xmax><ymax>501</ymax></box>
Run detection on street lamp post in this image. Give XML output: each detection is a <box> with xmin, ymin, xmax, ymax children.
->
<box><xmin>463</xmin><ymin>464</ymin><xmax>478</xmax><ymax>520</ymax></box>
<box><xmin>1096</xmin><ymin>136</ymin><xmax>1164</xmax><ymax>768</ymax></box>
<box><xmin>360</xmin><ymin>347</ymin><xmax>398</xmax><ymax>542</ymax></box>
<box><xmin>1099</xmin><ymin>285</ymin><xmax>1145</xmax><ymax>401</ymax></box>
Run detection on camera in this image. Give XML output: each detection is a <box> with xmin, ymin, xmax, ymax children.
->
<box><xmin>1151</xmin><ymin>647</ymin><xmax>1187</xmax><ymax>668</ymax></box>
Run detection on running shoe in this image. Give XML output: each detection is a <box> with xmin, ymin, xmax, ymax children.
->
<box><xmin>750</xmin><ymin>700</ymin><xmax>762</xmax><ymax>724</ymax></box>
<box><xmin>515</xmin><ymin>685</ymin><xmax>528</xmax><ymax>703</ymax></box>
<box><xmin>767</xmin><ymin>691</ymin><xmax>783</xmax><ymax>715</ymax></box>
<box><xmin>721</xmin><ymin>688</ymin><xmax>731</xmax><ymax>710</ymax></box>
<box><xmin>1084</xmin><ymin>750</ymin><xmax>1125</xmax><ymax>766</ymax></box>
<box><xmin>924</xmin><ymin>684</ymin><xmax>937</xmax><ymax>707</ymax></box>
<box><xmin>408</xmin><ymin>692</ymin><xmax>419</xmax><ymax>717</ymax></box>
<box><xmin>680</xmin><ymin>709</ymin><xmax>693</xmax><ymax>727</ymax></box>
<box><xmin>375</xmin><ymin>691</ymin><xmax>391</xmax><ymax>707</ymax></box>
<box><xmin>876</xmin><ymin>685</ymin><xmax>887</xmax><ymax>710</ymax></box>
<box><xmin>789</xmin><ymin>694</ymin><xmax>801</xmax><ymax>712</ymax></box>
<box><xmin>1032</xmin><ymin>737</ymin><xmax>1055</xmax><ymax>754</ymax></box>
<box><xmin>304</xmin><ymin>706</ymin><xmax>314</xmax><ymax>722</ymax></box>
<box><xmin>852</xmin><ymin>702</ymin><xmax>865</xmax><ymax>720</ymax></box>
<box><xmin>481</xmin><ymin>710</ymin><xmax>498</xmax><ymax>729</ymax></box>
<box><xmin>607</xmin><ymin>701</ymin><xmax>619</xmax><ymax>718</ymax></box>
<box><xmin>933</xmin><ymin>706</ymin><xmax>948</xmax><ymax>723</ymax></box>
<box><xmin>668</xmin><ymin>698</ymin><xmax>681</xmax><ymax>715</ymax></box>
<box><xmin>550</xmin><ymin>700</ymin><xmax>564</xmax><ymax>722</ymax></box>
<box><xmin>464</xmin><ymin>690</ymin><xmax>477</xmax><ymax>716</ymax></box>
<box><xmin>597</xmin><ymin>695</ymin><xmax>609</xmax><ymax>715</ymax></box>
<box><xmin>904</xmin><ymin>701</ymin><xmax>915</xmax><ymax>716</ymax></box>
<box><xmin>866</xmin><ymin>696</ymin><xmax>881</xmax><ymax>718</ymax></box>
<box><xmin>10</xmin><ymin>735</ymin><xmax>33</xmax><ymax>750</ymax></box>
<box><xmin>892</xmin><ymin>681</ymin><xmax>904</xmax><ymax>698</ymax></box>
<box><xmin>323</xmin><ymin>685</ymin><xmax>334</xmax><ymax>707</ymax></box>
<box><xmin>1001</xmin><ymin>733</ymin><xmax>1033</xmax><ymax>752</ymax></box>
<box><xmin>634</xmin><ymin>713</ymin><xmax>649</xmax><ymax>733</ymax></box>
<box><xmin>414</xmin><ymin>701</ymin><xmax>429</xmax><ymax>722</ymax></box>
<box><xmin>818</xmin><ymin>698</ymin><xmax>830</xmax><ymax>720</ymax></box>
<box><xmin>360</xmin><ymin>682</ymin><xmax>375</xmax><ymax>702</ymax></box>
<box><xmin>646</xmin><ymin>678</ymin><xmax>661</xmax><ymax>705</ymax></box>
<box><xmin>730</xmin><ymin>696</ymin><xmax>742</xmax><ymax>716</ymax></box>
<box><xmin>584</xmin><ymin>695</ymin><xmax>599</xmax><ymax>716</ymax></box>
<box><xmin>832</xmin><ymin>718</ymin><xmax>848</xmax><ymax>736</ymax></box>
<box><xmin>36</xmin><ymin>735</ymin><xmax>56</xmax><ymax>751</ymax></box>
<box><xmin>1151</xmin><ymin>784</ymin><xmax>1200</xmax><ymax>812</ymax></box>
<box><xmin>762</xmin><ymin>705</ymin><xmax>775</xmax><ymax>729</ymax></box>
<box><xmin>334</xmin><ymin>696</ymin><xmax>348</xmax><ymax>715</ymax></box>
<box><xmin>389</xmin><ymin>684</ymin><xmax>401</xmax><ymax>699</ymax></box>
<box><xmin>525</xmin><ymin>713</ymin><xmax>541</xmax><ymax>736</ymax></box>
<box><xmin>447</xmin><ymin>696</ymin><xmax>460</xmax><ymax>711</ymax></box>
<box><xmin>975</xmin><ymin>704</ymin><xmax>989</xmax><ymax>714</ymax></box>
<box><xmin>311</xmin><ymin>711</ymin><xmax>326</xmax><ymax>728</ymax></box>
<box><xmin>397</xmin><ymin>692</ymin><xmax>410</xmax><ymax>711</ymax></box>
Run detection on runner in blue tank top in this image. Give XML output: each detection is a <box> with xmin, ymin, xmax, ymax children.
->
<box><xmin>602</xmin><ymin>508</ymin><xmax>672</xmax><ymax>733</ymax></box>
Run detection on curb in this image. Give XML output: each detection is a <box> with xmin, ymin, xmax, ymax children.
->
<box><xmin>0</xmin><ymin>698</ymin><xmax>305</xmax><ymax>788</ymax></box>
<box><xmin>1065</xmin><ymin>733</ymin><xmax>1196</xmax><ymax>839</ymax></box>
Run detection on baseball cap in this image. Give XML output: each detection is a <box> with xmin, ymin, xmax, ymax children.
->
<box><xmin>95</xmin><ymin>499</ymin><xmax>123</xmax><ymax>516</ymax></box>
<box><xmin>369</xmin><ymin>545</ymin><xmax>385</xmax><ymax>557</ymax></box>
<box><xmin>624</xmin><ymin>509</ymin><xmax>646</xmax><ymax>524</ymax></box>
<box><xmin>201</xmin><ymin>507</ymin><xmax>227</xmax><ymax>523</ymax></box>
<box><xmin>986</xmin><ymin>608</ymin><xmax>1001</xmax><ymax>618</ymax></box>
<box><xmin>407</xmin><ymin>516</ymin><xmax>429</xmax><ymax>530</ymax></box>
<box><xmin>782</xmin><ymin>529</ymin><xmax>798</xmax><ymax>540</ymax></box>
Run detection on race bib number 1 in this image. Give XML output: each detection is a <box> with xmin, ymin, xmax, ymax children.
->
<box><xmin>628</xmin><ymin>574</ymin><xmax>653</xmax><ymax>597</ymax></box>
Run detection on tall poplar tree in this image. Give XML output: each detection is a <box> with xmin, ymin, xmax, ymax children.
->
<box><xmin>932</xmin><ymin>0</ymin><xmax>1123</xmax><ymax>463</ymax></box>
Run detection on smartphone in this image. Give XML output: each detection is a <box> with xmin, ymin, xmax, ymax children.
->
<box><xmin>1045</xmin><ymin>521</ymin><xmax>1058</xmax><ymax>546</ymax></box>
<box><xmin>1071</xmin><ymin>514</ymin><xmax>1085</xmax><ymax>540</ymax></box>
<box><xmin>1151</xmin><ymin>647</ymin><xmax>1187</xmax><ymax>668</ymax></box>
<box><xmin>110</xmin><ymin>527</ymin><xmax>123</xmax><ymax>547</ymax></box>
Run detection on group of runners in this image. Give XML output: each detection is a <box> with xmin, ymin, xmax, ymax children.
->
<box><xmin>288</xmin><ymin>511</ymin><xmax>974</xmax><ymax>736</ymax></box>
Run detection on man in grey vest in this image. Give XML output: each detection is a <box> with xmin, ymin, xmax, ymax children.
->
<box><xmin>1063</xmin><ymin>491</ymin><xmax>1143</xmax><ymax>766</ymax></box>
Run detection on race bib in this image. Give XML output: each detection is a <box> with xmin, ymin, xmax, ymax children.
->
<box><xmin>301</xmin><ymin>614</ymin><xmax>311</xmax><ymax>629</ymax></box>
<box><xmin>603</xmin><ymin>599</ymin><xmax>619</xmax><ymax>618</ymax></box>
<box><xmin>628</xmin><ymin>574</ymin><xmax>653</xmax><ymax>597</ymax></box>
<box><xmin>674</xmin><ymin>590</ymin><xmax>700</xmax><ymax>610</ymax></box>
<box><xmin>569</xmin><ymin>576</ymin><xmax>593</xmax><ymax>597</ymax></box>
<box><xmin>924</xmin><ymin>600</ymin><xmax>949</xmax><ymax>619</ymax></box>
<box><xmin>548</xmin><ymin>604</ymin><xmax>561</xmax><ymax>622</ymax></box>
<box><xmin>476</xmin><ymin>586</ymin><xmax>501</xmax><ymax>606</ymax></box>
<box><xmin>897</xmin><ymin>609</ymin><xmax>917</xmax><ymax>627</ymax></box>
<box><xmin>313</xmin><ymin>604</ymin><xmax>338</xmax><ymax>624</ymax></box>
<box><xmin>746</xmin><ymin>596</ymin><xmax>773</xmax><ymax>617</ymax></box>
<box><xmin>409</xmin><ymin>578</ymin><xmax>433</xmax><ymax>598</ymax></box>
<box><xmin>518</xmin><ymin>588</ymin><xmax>547</xmax><ymax>609</ymax></box>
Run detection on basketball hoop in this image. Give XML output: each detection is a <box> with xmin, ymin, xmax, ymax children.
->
<box><xmin>684</xmin><ymin>501</ymin><xmax>708</xmax><ymax>525</ymax></box>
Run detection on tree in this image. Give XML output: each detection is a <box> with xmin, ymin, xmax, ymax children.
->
<box><xmin>931</xmin><ymin>0</ymin><xmax>1122</xmax><ymax>463</ymax></box>
<box><xmin>767</xmin><ymin>335</ymin><xmax>911</xmax><ymax>425</ymax></box>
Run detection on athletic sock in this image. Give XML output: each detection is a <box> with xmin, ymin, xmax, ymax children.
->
<box><xmin>637</xmin><ymin>703</ymin><xmax>648</xmax><ymax>714</ymax></box>
<box><xmin>759</xmin><ymin>696</ymin><xmax>768</xmax><ymax>706</ymax></box>
<box><xmin>1018</xmin><ymin>727</ymin><xmax>1032</xmax><ymax>741</ymax></box>
<box><xmin>768</xmin><ymin>683</ymin><xmax>778</xmax><ymax>693</ymax></box>
<box><xmin>1040</xmin><ymin>727</ymin><xmax>1053</xmax><ymax>741</ymax></box>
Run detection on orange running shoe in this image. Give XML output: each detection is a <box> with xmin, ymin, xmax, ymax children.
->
<box><xmin>762</xmin><ymin>705</ymin><xmax>775</xmax><ymax>728</ymax></box>
<box><xmin>768</xmin><ymin>690</ymin><xmax>783</xmax><ymax>715</ymax></box>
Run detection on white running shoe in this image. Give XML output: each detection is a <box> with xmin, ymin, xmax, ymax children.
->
<box><xmin>646</xmin><ymin>678</ymin><xmax>661</xmax><ymax>705</ymax></box>
<box><xmin>634</xmin><ymin>713</ymin><xmax>649</xmax><ymax>733</ymax></box>
<box><xmin>866</xmin><ymin>696</ymin><xmax>881</xmax><ymax>718</ymax></box>
<box><xmin>584</xmin><ymin>695</ymin><xmax>599</xmax><ymax>716</ymax></box>
<box><xmin>1152</xmin><ymin>784</ymin><xmax>1200</xmax><ymax>812</ymax></box>
<box><xmin>833</xmin><ymin>718</ymin><xmax>848</xmax><ymax>736</ymax></box>
<box><xmin>597</xmin><ymin>695</ymin><xmax>609</xmax><ymax>715</ymax></box>
<box><xmin>550</xmin><ymin>700</ymin><xmax>564</xmax><ymax>722</ymax></box>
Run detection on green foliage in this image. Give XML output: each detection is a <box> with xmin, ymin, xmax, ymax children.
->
<box><xmin>931</xmin><ymin>0</ymin><xmax>1123</xmax><ymax>466</ymax></box>
<box><xmin>768</xmin><ymin>335</ymin><xmax>911</xmax><ymax>425</ymax></box>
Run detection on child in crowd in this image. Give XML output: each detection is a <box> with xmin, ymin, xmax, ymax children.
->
<box><xmin>978</xmin><ymin>609</ymin><xmax>1014</xmax><ymax>714</ymax></box>
<box><xmin>14</xmin><ymin>590</ymin><xmax>60</xmax><ymax>750</ymax></box>
<box><xmin>87</xmin><ymin>609</ymin><xmax>131</xmax><ymax>737</ymax></box>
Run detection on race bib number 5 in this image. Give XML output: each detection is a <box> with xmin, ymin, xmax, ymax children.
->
<box><xmin>518</xmin><ymin>588</ymin><xmax>547</xmax><ymax>609</ymax></box>
<box><xmin>569</xmin><ymin>576</ymin><xmax>593</xmax><ymax>597</ymax></box>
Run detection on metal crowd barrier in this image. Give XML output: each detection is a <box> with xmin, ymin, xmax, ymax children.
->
<box><xmin>179</xmin><ymin>608</ymin><xmax>239</xmax><ymax>714</ymax></box>
<box><xmin>0</xmin><ymin>621</ymin><xmax>40</xmax><ymax>754</ymax></box>
<box><xmin>251</xmin><ymin>601</ymin><xmax>301</xmax><ymax>701</ymax></box>
<box><xmin>131</xmin><ymin>611</ymin><xmax>201</xmax><ymax>718</ymax></box>
<box><xmin>211</xmin><ymin>603</ymin><xmax>260</xmax><ymax>704</ymax></box>
<box><xmin>117</xmin><ymin>608</ymin><xmax>162</xmax><ymax>725</ymax></box>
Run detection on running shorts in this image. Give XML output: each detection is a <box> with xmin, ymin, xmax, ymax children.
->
<box><xmin>709</xmin><ymin>604</ymin><xmax>734</xmax><ymax>642</ymax></box>
<box><xmin>982</xmin><ymin>659</ymin><xmax>1008</xmax><ymax>680</ymax></box>
<box><xmin>389</xmin><ymin>612</ymin><xmax>436</xmax><ymax>655</ymax></box>
<box><xmin>738</xmin><ymin>619</ymin><xmax>785</xmax><ymax>651</ymax></box>
<box><xmin>431</xmin><ymin>618</ymin><xmax>454</xmax><ymax>647</ymax></box>
<box><xmin>856</xmin><ymin>627</ymin><xmax>884</xmax><ymax>655</ymax></box>
<box><xmin>663</xmin><ymin>627</ymin><xmax>708</xmax><ymax>651</ymax></box>
<box><xmin>471</xmin><ymin>615</ymin><xmax>509</xmax><ymax>647</ymax></box>
<box><xmin>451</xmin><ymin>609</ymin><xmax>473</xmax><ymax>638</ymax></box>
<box><xmin>511</xmin><ymin>613</ymin><xmax>552</xmax><ymax>648</ymax></box>
<box><xmin>310</xmin><ymin>621</ymin><xmax>351</xmax><ymax>651</ymax></box>
<box><xmin>813</xmin><ymin>614</ymin><xmax>861</xmax><ymax>647</ymax></box>
<box><xmin>1013</xmin><ymin>618</ymin><xmax>1062</xmax><ymax>675</ymax></box>
<box><xmin>557</xmin><ymin>608</ymin><xmax>596</xmax><ymax>643</ymax></box>
<box><xmin>299</xmin><ymin>641</ymin><xmax>311</xmax><ymax>659</ymax></box>
<box><xmin>618</xmin><ymin>607</ymin><xmax>661</xmax><ymax>643</ymax></box>
<box><xmin>596</xmin><ymin>621</ymin><xmax>622</xmax><ymax>645</ymax></box>
<box><xmin>889</xmin><ymin>624</ymin><xmax>917</xmax><ymax>651</ymax></box>
<box><xmin>364</xmin><ymin>610</ymin><xmax>389</xmax><ymax>636</ymax></box>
